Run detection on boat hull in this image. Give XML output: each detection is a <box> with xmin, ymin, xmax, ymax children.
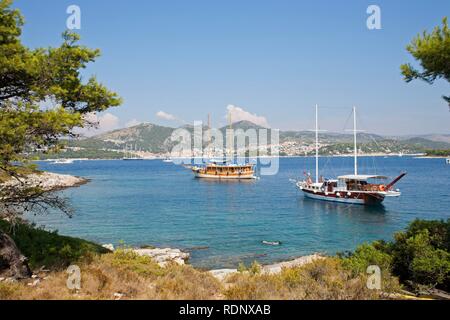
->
<box><xmin>194</xmin><ymin>172</ymin><xmax>255</xmax><ymax>179</ymax></box>
<box><xmin>301</xmin><ymin>188</ymin><xmax>384</xmax><ymax>205</ymax></box>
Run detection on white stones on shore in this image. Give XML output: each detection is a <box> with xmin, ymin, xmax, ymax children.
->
<box><xmin>209</xmin><ymin>269</ymin><xmax>238</xmax><ymax>282</ymax></box>
<box><xmin>102</xmin><ymin>244</ymin><xmax>115</xmax><ymax>251</ymax></box>
<box><xmin>261</xmin><ymin>254</ymin><xmax>324</xmax><ymax>275</ymax></box>
<box><xmin>2</xmin><ymin>172</ymin><xmax>87</xmax><ymax>191</ymax></box>
<box><xmin>102</xmin><ymin>244</ymin><xmax>190</xmax><ymax>267</ymax></box>
<box><xmin>132</xmin><ymin>248</ymin><xmax>190</xmax><ymax>267</ymax></box>
<box><xmin>100</xmin><ymin>246</ymin><xmax>188</xmax><ymax>268</ymax></box>
<box><xmin>209</xmin><ymin>254</ymin><xmax>324</xmax><ymax>281</ymax></box>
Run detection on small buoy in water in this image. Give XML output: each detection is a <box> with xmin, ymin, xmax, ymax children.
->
<box><xmin>262</xmin><ymin>241</ymin><xmax>282</xmax><ymax>246</ymax></box>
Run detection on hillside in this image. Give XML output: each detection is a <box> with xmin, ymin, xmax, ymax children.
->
<box><xmin>49</xmin><ymin>121</ymin><xmax>450</xmax><ymax>159</ymax></box>
<box><xmin>70</xmin><ymin>123</ymin><xmax>175</xmax><ymax>153</ymax></box>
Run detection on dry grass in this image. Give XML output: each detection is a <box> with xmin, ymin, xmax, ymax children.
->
<box><xmin>223</xmin><ymin>258</ymin><xmax>400</xmax><ymax>300</ymax></box>
<box><xmin>0</xmin><ymin>252</ymin><xmax>399</xmax><ymax>300</ymax></box>
<box><xmin>0</xmin><ymin>250</ymin><xmax>222</xmax><ymax>300</ymax></box>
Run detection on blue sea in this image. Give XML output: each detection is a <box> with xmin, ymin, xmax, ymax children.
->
<box><xmin>32</xmin><ymin>157</ymin><xmax>449</xmax><ymax>269</ymax></box>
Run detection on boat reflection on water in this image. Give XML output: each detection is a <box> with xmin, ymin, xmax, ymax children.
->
<box><xmin>298</xmin><ymin>196</ymin><xmax>387</xmax><ymax>220</ymax></box>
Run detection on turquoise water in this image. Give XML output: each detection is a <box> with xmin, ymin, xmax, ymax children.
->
<box><xmin>32</xmin><ymin>157</ymin><xmax>449</xmax><ymax>269</ymax></box>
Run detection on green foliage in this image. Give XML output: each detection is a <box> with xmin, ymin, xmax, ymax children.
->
<box><xmin>341</xmin><ymin>241</ymin><xmax>392</xmax><ymax>276</ymax></box>
<box><xmin>236</xmin><ymin>261</ymin><xmax>262</xmax><ymax>275</ymax></box>
<box><xmin>424</xmin><ymin>149</ymin><xmax>450</xmax><ymax>157</ymax></box>
<box><xmin>36</xmin><ymin>148</ymin><xmax>125</xmax><ymax>160</ymax></box>
<box><xmin>405</xmin><ymin>219</ymin><xmax>450</xmax><ymax>251</ymax></box>
<box><xmin>249</xmin><ymin>261</ymin><xmax>262</xmax><ymax>275</ymax></box>
<box><xmin>0</xmin><ymin>219</ymin><xmax>109</xmax><ymax>270</ymax></box>
<box><xmin>106</xmin><ymin>249</ymin><xmax>166</xmax><ymax>278</ymax></box>
<box><xmin>390</xmin><ymin>221</ymin><xmax>450</xmax><ymax>290</ymax></box>
<box><xmin>237</xmin><ymin>262</ymin><xmax>247</xmax><ymax>273</ymax></box>
<box><xmin>0</xmin><ymin>0</ymin><xmax>121</xmax><ymax>217</ymax></box>
<box><xmin>342</xmin><ymin>219</ymin><xmax>450</xmax><ymax>292</ymax></box>
<box><xmin>401</xmin><ymin>17</ymin><xmax>450</xmax><ymax>106</ymax></box>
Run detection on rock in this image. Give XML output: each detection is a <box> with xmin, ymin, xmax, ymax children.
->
<box><xmin>31</xmin><ymin>274</ymin><xmax>38</xmax><ymax>279</ymax></box>
<box><xmin>102</xmin><ymin>244</ymin><xmax>115</xmax><ymax>251</ymax></box>
<box><xmin>261</xmin><ymin>254</ymin><xmax>324</xmax><ymax>275</ymax></box>
<box><xmin>209</xmin><ymin>269</ymin><xmax>238</xmax><ymax>281</ymax></box>
<box><xmin>0</xmin><ymin>230</ymin><xmax>32</xmax><ymax>279</ymax></box>
<box><xmin>209</xmin><ymin>254</ymin><xmax>325</xmax><ymax>281</ymax></box>
<box><xmin>131</xmin><ymin>247</ymin><xmax>190</xmax><ymax>267</ymax></box>
<box><xmin>2</xmin><ymin>172</ymin><xmax>88</xmax><ymax>192</ymax></box>
<box><xmin>0</xmin><ymin>277</ymin><xmax>5</xmax><ymax>282</ymax></box>
<box><xmin>173</xmin><ymin>258</ymin><xmax>185</xmax><ymax>265</ymax></box>
<box><xmin>27</xmin><ymin>279</ymin><xmax>40</xmax><ymax>287</ymax></box>
<box><xmin>113</xmin><ymin>292</ymin><xmax>124</xmax><ymax>300</ymax></box>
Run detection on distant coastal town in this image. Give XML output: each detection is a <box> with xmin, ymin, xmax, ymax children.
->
<box><xmin>34</xmin><ymin>121</ymin><xmax>450</xmax><ymax>160</ymax></box>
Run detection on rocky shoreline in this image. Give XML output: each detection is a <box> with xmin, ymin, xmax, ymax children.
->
<box><xmin>209</xmin><ymin>254</ymin><xmax>324</xmax><ymax>281</ymax></box>
<box><xmin>2</xmin><ymin>172</ymin><xmax>89</xmax><ymax>191</ymax></box>
<box><xmin>102</xmin><ymin>244</ymin><xmax>323</xmax><ymax>281</ymax></box>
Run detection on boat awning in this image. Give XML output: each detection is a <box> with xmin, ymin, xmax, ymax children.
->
<box><xmin>337</xmin><ymin>174</ymin><xmax>388</xmax><ymax>181</ymax></box>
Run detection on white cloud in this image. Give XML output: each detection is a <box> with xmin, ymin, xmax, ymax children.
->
<box><xmin>226</xmin><ymin>104</ymin><xmax>269</xmax><ymax>127</ymax></box>
<box><xmin>125</xmin><ymin>119</ymin><xmax>142</xmax><ymax>127</ymax></box>
<box><xmin>156</xmin><ymin>111</ymin><xmax>176</xmax><ymax>121</ymax></box>
<box><xmin>80</xmin><ymin>112</ymin><xmax>120</xmax><ymax>136</ymax></box>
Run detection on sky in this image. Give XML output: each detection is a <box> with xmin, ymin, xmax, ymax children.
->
<box><xmin>14</xmin><ymin>0</ymin><xmax>450</xmax><ymax>135</ymax></box>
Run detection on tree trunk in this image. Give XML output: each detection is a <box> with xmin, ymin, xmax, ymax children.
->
<box><xmin>0</xmin><ymin>230</ymin><xmax>32</xmax><ymax>279</ymax></box>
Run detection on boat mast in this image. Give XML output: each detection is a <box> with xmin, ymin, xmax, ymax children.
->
<box><xmin>227</xmin><ymin>111</ymin><xmax>232</xmax><ymax>161</ymax></box>
<box><xmin>207</xmin><ymin>113</ymin><xmax>211</xmax><ymax>159</ymax></box>
<box><xmin>353</xmin><ymin>106</ymin><xmax>358</xmax><ymax>176</ymax></box>
<box><xmin>315</xmin><ymin>104</ymin><xmax>319</xmax><ymax>184</ymax></box>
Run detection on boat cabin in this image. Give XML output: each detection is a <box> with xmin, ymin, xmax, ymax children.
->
<box><xmin>203</xmin><ymin>163</ymin><xmax>254</xmax><ymax>176</ymax></box>
<box><xmin>336</xmin><ymin>175</ymin><xmax>388</xmax><ymax>192</ymax></box>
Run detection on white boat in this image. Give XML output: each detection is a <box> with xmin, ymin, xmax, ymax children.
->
<box><xmin>262</xmin><ymin>241</ymin><xmax>282</xmax><ymax>246</ymax></box>
<box><xmin>162</xmin><ymin>158</ymin><xmax>173</xmax><ymax>163</ymax></box>
<box><xmin>296</xmin><ymin>105</ymin><xmax>406</xmax><ymax>205</ymax></box>
<box><xmin>52</xmin><ymin>159</ymin><xmax>74</xmax><ymax>164</ymax></box>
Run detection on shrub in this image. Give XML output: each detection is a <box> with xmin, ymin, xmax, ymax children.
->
<box><xmin>341</xmin><ymin>242</ymin><xmax>392</xmax><ymax>276</ymax></box>
<box><xmin>392</xmin><ymin>228</ymin><xmax>450</xmax><ymax>290</ymax></box>
<box><xmin>0</xmin><ymin>220</ymin><xmax>109</xmax><ymax>270</ymax></box>
<box><xmin>225</xmin><ymin>258</ymin><xmax>384</xmax><ymax>300</ymax></box>
<box><xmin>343</xmin><ymin>219</ymin><xmax>450</xmax><ymax>292</ymax></box>
<box><xmin>104</xmin><ymin>249</ymin><xmax>166</xmax><ymax>278</ymax></box>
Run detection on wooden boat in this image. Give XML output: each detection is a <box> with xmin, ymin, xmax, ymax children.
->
<box><xmin>190</xmin><ymin>112</ymin><xmax>256</xmax><ymax>179</ymax></box>
<box><xmin>191</xmin><ymin>160</ymin><xmax>256</xmax><ymax>179</ymax></box>
<box><xmin>296</xmin><ymin>105</ymin><xmax>406</xmax><ymax>205</ymax></box>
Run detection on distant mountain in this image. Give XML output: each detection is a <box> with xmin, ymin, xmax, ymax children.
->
<box><xmin>398</xmin><ymin>137</ymin><xmax>450</xmax><ymax>150</ymax></box>
<box><xmin>388</xmin><ymin>134</ymin><xmax>450</xmax><ymax>144</ymax></box>
<box><xmin>69</xmin><ymin>123</ymin><xmax>175</xmax><ymax>153</ymax></box>
<box><xmin>280</xmin><ymin>131</ymin><xmax>384</xmax><ymax>144</ymax></box>
<box><xmin>62</xmin><ymin>120</ymin><xmax>450</xmax><ymax>158</ymax></box>
<box><xmin>418</xmin><ymin>134</ymin><xmax>450</xmax><ymax>144</ymax></box>
<box><xmin>222</xmin><ymin>120</ymin><xmax>268</xmax><ymax>131</ymax></box>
